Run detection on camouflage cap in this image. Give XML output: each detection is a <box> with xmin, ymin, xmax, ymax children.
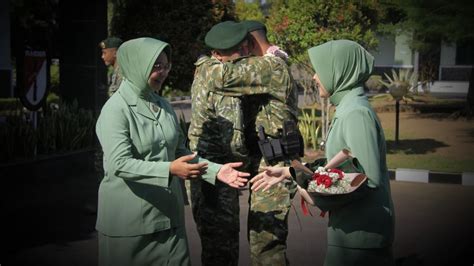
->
<box><xmin>205</xmin><ymin>21</ymin><xmax>248</xmax><ymax>50</ymax></box>
<box><xmin>99</xmin><ymin>37</ymin><xmax>123</xmax><ymax>49</ymax></box>
<box><xmin>241</xmin><ymin>20</ymin><xmax>267</xmax><ymax>33</ymax></box>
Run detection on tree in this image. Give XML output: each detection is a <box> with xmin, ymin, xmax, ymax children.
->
<box><xmin>235</xmin><ymin>0</ymin><xmax>265</xmax><ymax>22</ymax></box>
<box><xmin>110</xmin><ymin>0</ymin><xmax>236</xmax><ymax>93</ymax></box>
<box><xmin>10</xmin><ymin>0</ymin><xmax>59</xmax><ymax>54</ymax></box>
<box><xmin>393</xmin><ymin>0</ymin><xmax>474</xmax><ymax>117</ymax></box>
<box><xmin>266</xmin><ymin>0</ymin><xmax>396</xmax><ymax>145</ymax></box>
<box><xmin>233</xmin><ymin>1</ymin><xmax>391</xmax><ymax>149</ymax></box>
<box><xmin>236</xmin><ymin>1</ymin><xmax>399</xmax><ymax>145</ymax></box>
<box><xmin>265</xmin><ymin>0</ymin><xmax>384</xmax><ymax>64</ymax></box>
<box><xmin>269</xmin><ymin>0</ymin><xmax>386</xmax><ymax>129</ymax></box>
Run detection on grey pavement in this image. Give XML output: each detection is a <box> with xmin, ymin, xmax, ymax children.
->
<box><xmin>5</xmin><ymin>178</ymin><xmax>474</xmax><ymax>266</ymax></box>
<box><xmin>4</xmin><ymin>90</ymin><xmax>473</xmax><ymax>265</ymax></box>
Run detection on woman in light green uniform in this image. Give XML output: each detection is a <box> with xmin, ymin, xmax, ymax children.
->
<box><xmin>249</xmin><ymin>40</ymin><xmax>395</xmax><ymax>266</ymax></box>
<box><xmin>95</xmin><ymin>37</ymin><xmax>249</xmax><ymax>266</ymax></box>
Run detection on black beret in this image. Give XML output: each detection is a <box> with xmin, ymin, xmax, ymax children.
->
<box><xmin>99</xmin><ymin>37</ymin><xmax>123</xmax><ymax>49</ymax></box>
<box><xmin>241</xmin><ymin>20</ymin><xmax>267</xmax><ymax>33</ymax></box>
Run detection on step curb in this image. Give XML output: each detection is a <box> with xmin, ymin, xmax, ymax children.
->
<box><xmin>389</xmin><ymin>169</ymin><xmax>474</xmax><ymax>186</ymax></box>
<box><xmin>168</xmin><ymin>98</ymin><xmax>473</xmax><ymax>186</ymax></box>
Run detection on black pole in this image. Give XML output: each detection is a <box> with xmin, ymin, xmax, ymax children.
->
<box><xmin>395</xmin><ymin>100</ymin><xmax>400</xmax><ymax>144</ymax></box>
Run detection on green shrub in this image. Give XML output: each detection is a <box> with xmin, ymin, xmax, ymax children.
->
<box><xmin>46</xmin><ymin>92</ymin><xmax>60</xmax><ymax>105</ymax></box>
<box><xmin>0</xmin><ymin>98</ymin><xmax>23</xmax><ymax>116</ymax></box>
<box><xmin>0</xmin><ymin>99</ymin><xmax>96</xmax><ymax>163</ymax></box>
<box><xmin>298</xmin><ymin>107</ymin><xmax>321</xmax><ymax>150</ymax></box>
<box><xmin>37</xmin><ymin>100</ymin><xmax>95</xmax><ymax>154</ymax></box>
<box><xmin>50</xmin><ymin>63</ymin><xmax>60</xmax><ymax>90</ymax></box>
<box><xmin>162</xmin><ymin>85</ymin><xmax>190</xmax><ymax>99</ymax></box>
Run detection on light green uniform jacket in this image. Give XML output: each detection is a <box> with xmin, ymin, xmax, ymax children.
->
<box><xmin>96</xmin><ymin>38</ymin><xmax>221</xmax><ymax>238</ymax></box>
<box><xmin>307</xmin><ymin>40</ymin><xmax>395</xmax><ymax>261</ymax></box>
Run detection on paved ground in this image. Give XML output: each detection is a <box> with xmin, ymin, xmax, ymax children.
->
<box><xmin>3</xmin><ymin>92</ymin><xmax>473</xmax><ymax>265</ymax></box>
<box><xmin>3</xmin><ymin>170</ymin><xmax>474</xmax><ymax>266</ymax></box>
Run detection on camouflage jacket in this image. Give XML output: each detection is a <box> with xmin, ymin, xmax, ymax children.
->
<box><xmin>211</xmin><ymin>55</ymin><xmax>299</xmax><ymax>138</ymax></box>
<box><xmin>188</xmin><ymin>55</ymin><xmax>299</xmax><ymax>170</ymax></box>
<box><xmin>107</xmin><ymin>66</ymin><xmax>122</xmax><ymax>97</ymax></box>
<box><xmin>210</xmin><ymin>55</ymin><xmax>299</xmax><ymax>170</ymax></box>
<box><xmin>188</xmin><ymin>56</ymin><xmax>248</xmax><ymax>166</ymax></box>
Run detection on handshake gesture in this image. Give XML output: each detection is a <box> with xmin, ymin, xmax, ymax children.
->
<box><xmin>249</xmin><ymin>166</ymin><xmax>292</xmax><ymax>192</ymax></box>
<box><xmin>170</xmin><ymin>153</ymin><xmax>249</xmax><ymax>188</ymax></box>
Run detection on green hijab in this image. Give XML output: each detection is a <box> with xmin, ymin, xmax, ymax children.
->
<box><xmin>308</xmin><ymin>40</ymin><xmax>374</xmax><ymax>105</ymax></box>
<box><xmin>117</xmin><ymin>37</ymin><xmax>171</xmax><ymax>99</ymax></box>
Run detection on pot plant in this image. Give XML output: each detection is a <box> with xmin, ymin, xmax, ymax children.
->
<box><xmin>380</xmin><ymin>69</ymin><xmax>418</xmax><ymax>101</ymax></box>
<box><xmin>379</xmin><ymin>69</ymin><xmax>418</xmax><ymax>144</ymax></box>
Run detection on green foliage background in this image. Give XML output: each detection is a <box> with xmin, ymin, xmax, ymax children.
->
<box><xmin>109</xmin><ymin>0</ymin><xmax>236</xmax><ymax>92</ymax></box>
<box><xmin>235</xmin><ymin>0</ymin><xmax>265</xmax><ymax>21</ymax></box>
<box><xmin>265</xmin><ymin>0</ymin><xmax>384</xmax><ymax>64</ymax></box>
<box><xmin>0</xmin><ymin>99</ymin><xmax>96</xmax><ymax>162</ymax></box>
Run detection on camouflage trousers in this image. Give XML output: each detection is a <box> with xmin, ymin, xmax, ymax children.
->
<box><xmin>248</xmin><ymin>180</ymin><xmax>295</xmax><ymax>266</ymax></box>
<box><xmin>190</xmin><ymin>178</ymin><xmax>240</xmax><ymax>266</ymax></box>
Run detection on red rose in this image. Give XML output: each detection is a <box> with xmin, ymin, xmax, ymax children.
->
<box><xmin>329</xmin><ymin>168</ymin><xmax>344</xmax><ymax>180</ymax></box>
<box><xmin>323</xmin><ymin>177</ymin><xmax>332</xmax><ymax>188</ymax></box>
<box><xmin>316</xmin><ymin>174</ymin><xmax>328</xmax><ymax>186</ymax></box>
<box><xmin>316</xmin><ymin>175</ymin><xmax>323</xmax><ymax>186</ymax></box>
<box><xmin>312</xmin><ymin>172</ymin><xmax>320</xmax><ymax>181</ymax></box>
<box><xmin>315</xmin><ymin>174</ymin><xmax>332</xmax><ymax>188</ymax></box>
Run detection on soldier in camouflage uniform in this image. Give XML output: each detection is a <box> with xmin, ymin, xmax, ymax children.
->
<box><xmin>95</xmin><ymin>37</ymin><xmax>124</xmax><ymax>178</ymax></box>
<box><xmin>189</xmin><ymin>21</ymin><xmax>299</xmax><ymax>266</ymax></box>
<box><xmin>188</xmin><ymin>21</ymin><xmax>250</xmax><ymax>266</ymax></box>
<box><xmin>208</xmin><ymin>21</ymin><xmax>300</xmax><ymax>266</ymax></box>
<box><xmin>99</xmin><ymin>37</ymin><xmax>123</xmax><ymax>97</ymax></box>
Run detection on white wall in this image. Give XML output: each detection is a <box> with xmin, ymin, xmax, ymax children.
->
<box><xmin>394</xmin><ymin>33</ymin><xmax>413</xmax><ymax>67</ymax></box>
<box><xmin>440</xmin><ymin>41</ymin><xmax>456</xmax><ymax>66</ymax></box>
<box><xmin>372</xmin><ymin>33</ymin><xmax>414</xmax><ymax>68</ymax></box>
<box><xmin>371</xmin><ymin>35</ymin><xmax>395</xmax><ymax>66</ymax></box>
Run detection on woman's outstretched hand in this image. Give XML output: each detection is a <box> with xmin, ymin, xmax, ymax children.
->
<box><xmin>170</xmin><ymin>153</ymin><xmax>208</xmax><ymax>179</ymax></box>
<box><xmin>250</xmin><ymin>166</ymin><xmax>291</xmax><ymax>191</ymax></box>
<box><xmin>217</xmin><ymin>162</ymin><xmax>250</xmax><ymax>188</ymax></box>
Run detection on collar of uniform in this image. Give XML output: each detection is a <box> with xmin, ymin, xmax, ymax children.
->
<box><xmin>148</xmin><ymin>91</ymin><xmax>163</xmax><ymax>117</ymax></box>
<box><xmin>195</xmin><ymin>55</ymin><xmax>213</xmax><ymax>66</ymax></box>
<box><xmin>228</xmin><ymin>55</ymin><xmax>250</xmax><ymax>63</ymax></box>
<box><xmin>118</xmin><ymin>80</ymin><xmax>138</xmax><ymax>106</ymax></box>
<box><xmin>118</xmin><ymin>81</ymin><xmax>156</xmax><ymax>120</ymax></box>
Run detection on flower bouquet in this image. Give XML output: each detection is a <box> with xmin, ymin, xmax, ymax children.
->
<box><xmin>294</xmin><ymin>149</ymin><xmax>368</xmax><ymax>207</ymax></box>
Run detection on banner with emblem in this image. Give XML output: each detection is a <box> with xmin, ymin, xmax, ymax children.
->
<box><xmin>19</xmin><ymin>50</ymin><xmax>49</xmax><ymax>111</ymax></box>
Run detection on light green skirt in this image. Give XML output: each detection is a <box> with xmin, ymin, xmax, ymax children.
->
<box><xmin>98</xmin><ymin>227</ymin><xmax>190</xmax><ymax>266</ymax></box>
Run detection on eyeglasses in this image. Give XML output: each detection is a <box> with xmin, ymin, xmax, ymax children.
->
<box><xmin>152</xmin><ymin>62</ymin><xmax>172</xmax><ymax>73</ymax></box>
